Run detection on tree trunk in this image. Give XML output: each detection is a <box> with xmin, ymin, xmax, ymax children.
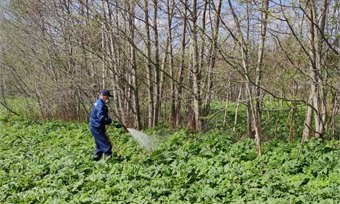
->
<box><xmin>228</xmin><ymin>0</ymin><xmax>262</xmax><ymax>156</ymax></box>
<box><xmin>255</xmin><ymin>0</ymin><xmax>269</xmax><ymax>119</ymax></box>
<box><xmin>101</xmin><ymin>0</ymin><xmax>107</xmax><ymax>89</ymax></box>
<box><xmin>303</xmin><ymin>0</ymin><xmax>328</xmax><ymax>139</ymax></box>
<box><xmin>203</xmin><ymin>0</ymin><xmax>222</xmax><ymax>126</ymax></box>
<box><xmin>153</xmin><ymin>0</ymin><xmax>160</xmax><ymax>127</ymax></box>
<box><xmin>144</xmin><ymin>0</ymin><xmax>154</xmax><ymax>128</ymax></box>
<box><xmin>190</xmin><ymin>0</ymin><xmax>202</xmax><ymax>131</ymax></box>
<box><xmin>233</xmin><ymin>86</ymin><xmax>243</xmax><ymax>132</ymax></box>
<box><xmin>175</xmin><ymin>0</ymin><xmax>188</xmax><ymax>127</ymax></box>
<box><xmin>127</xmin><ymin>0</ymin><xmax>142</xmax><ymax>129</ymax></box>
<box><xmin>165</xmin><ymin>0</ymin><xmax>175</xmax><ymax>126</ymax></box>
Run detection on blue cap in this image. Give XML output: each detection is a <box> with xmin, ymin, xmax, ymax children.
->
<box><xmin>100</xmin><ymin>89</ymin><xmax>113</xmax><ymax>97</ymax></box>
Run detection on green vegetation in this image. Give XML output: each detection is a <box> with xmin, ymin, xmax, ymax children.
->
<box><xmin>1</xmin><ymin>0</ymin><xmax>339</xmax><ymax>201</ymax></box>
<box><xmin>0</xmin><ymin>97</ymin><xmax>41</xmax><ymax>119</ymax></box>
<box><xmin>0</xmin><ymin>118</ymin><xmax>339</xmax><ymax>203</ymax></box>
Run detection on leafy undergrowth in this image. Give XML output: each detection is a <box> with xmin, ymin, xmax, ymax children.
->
<box><xmin>0</xmin><ymin>119</ymin><xmax>339</xmax><ymax>203</ymax></box>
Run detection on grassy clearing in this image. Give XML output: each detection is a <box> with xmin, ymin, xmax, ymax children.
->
<box><xmin>0</xmin><ymin>118</ymin><xmax>339</xmax><ymax>203</ymax></box>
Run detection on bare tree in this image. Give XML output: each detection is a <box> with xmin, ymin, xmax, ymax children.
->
<box><xmin>189</xmin><ymin>0</ymin><xmax>202</xmax><ymax>131</ymax></box>
<box><xmin>127</xmin><ymin>0</ymin><xmax>142</xmax><ymax>129</ymax></box>
<box><xmin>175</xmin><ymin>0</ymin><xmax>188</xmax><ymax>127</ymax></box>
<box><xmin>255</xmin><ymin>0</ymin><xmax>269</xmax><ymax>117</ymax></box>
<box><xmin>152</xmin><ymin>0</ymin><xmax>161</xmax><ymax>126</ymax></box>
<box><xmin>203</xmin><ymin>0</ymin><xmax>222</xmax><ymax>127</ymax></box>
<box><xmin>143</xmin><ymin>0</ymin><xmax>154</xmax><ymax>128</ymax></box>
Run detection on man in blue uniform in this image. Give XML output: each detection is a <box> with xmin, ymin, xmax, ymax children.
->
<box><xmin>89</xmin><ymin>89</ymin><xmax>115</xmax><ymax>161</ymax></box>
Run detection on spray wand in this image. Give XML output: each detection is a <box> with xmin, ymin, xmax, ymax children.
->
<box><xmin>111</xmin><ymin>111</ymin><xmax>129</xmax><ymax>133</ymax></box>
<box><xmin>107</xmin><ymin>111</ymin><xmax>129</xmax><ymax>159</ymax></box>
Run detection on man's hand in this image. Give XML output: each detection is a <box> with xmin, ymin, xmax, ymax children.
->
<box><xmin>114</xmin><ymin>122</ymin><xmax>123</xmax><ymax>128</ymax></box>
<box><xmin>107</xmin><ymin>117</ymin><xmax>113</xmax><ymax>125</ymax></box>
<box><xmin>110</xmin><ymin>119</ymin><xmax>121</xmax><ymax>128</ymax></box>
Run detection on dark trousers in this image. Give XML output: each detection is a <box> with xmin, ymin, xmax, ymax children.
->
<box><xmin>90</xmin><ymin>126</ymin><xmax>112</xmax><ymax>156</ymax></box>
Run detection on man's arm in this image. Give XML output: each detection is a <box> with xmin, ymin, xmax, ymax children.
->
<box><xmin>96</xmin><ymin>104</ymin><xmax>112</xmax><ymax>125</ymax></box>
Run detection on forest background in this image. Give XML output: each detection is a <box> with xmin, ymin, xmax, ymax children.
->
<box><xmin>0</xmin><ymin>0</ymin><xmax>339</xmax><ymax>155</ymax></box>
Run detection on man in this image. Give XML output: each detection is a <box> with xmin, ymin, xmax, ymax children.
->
<box><xmin>89</xmin><ymin>89</ymin><xmax>116</xmax><ymax>161</ymax></box>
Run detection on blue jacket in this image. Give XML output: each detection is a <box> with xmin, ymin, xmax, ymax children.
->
<box><xmin>90</xmin><ymin>98</ymin><xmax>112</xmax><ymax>128</ymax></box>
